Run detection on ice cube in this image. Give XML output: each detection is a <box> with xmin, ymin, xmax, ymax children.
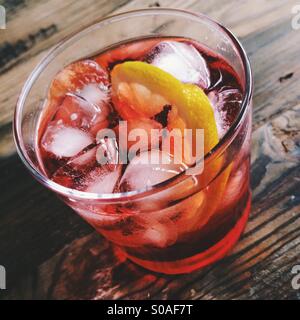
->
<box><xmin>222</xmin><ymin>163</ymin><xmax>247</xmax><ymax>209</ymax></box>
<box><xmin>119</xmin><ymin>149</ymin><xmax>187</xmax><ymax>192</ymax></box>
<box><xmin>100</xmin><ymin>214</ymin><xmax>178</xmax><ymax>248</ymax></box>
<box><xmin>118</xmin><ymin>150</ymin><xmax>189</xmax><ymax>212</ymax></box>
<box><xmin>74</xmin><ymin>207</ymin><xmax>122</xmax><ymax>230</ymax></box>
<box><xmin>146</xmin><ymin>41</ymin><xmax>210</xmax><ymax>89</ymax></box>
<box><xmin>68</xmin><ymin>146</ymin><xmax>97</xmax><ymax>168</ymax></box>
<box><xmin>49</xmin><ymin>59</ymin><xmax>109</xmax><ymax>102</ymax></box>
<box><xmin>55</xmin><ymin>84</ymin><xmax>111</xmax><ymax>129</ymax></box>
<box><xmin>51</xmin><ymin>147</ymin><xmax>97</xmax><ymax>188</ymax></box>
<box><xmin>208</xmin><ymin>87</ymin><xmax>242</xmax><ymax>138</ymax></box>
<box><xmin>96</xmin><ymin>137</ymin><xmax>119</xmax><ymax>166</ymax></box>
<box><xmin>41</xmin><ymin>123</ymin><xmax>93</xmax><ymax>158</ymax></box>
<box><xmin>84</xmin><ymin>166</ymin><xmax>121</xmax><ymax>194</ymax></box>
<box><xmin>77</xmin><ymin>83</ymin><xmax>110</xmax><ymax>122</ymax></box>
<box><xmin>141</xmin><ymin>218</ymin><xmax>177</xmax><ymax>248</ymax></box>
<box><xmin>54</xmin><ymin>94</ymin><xmax>95</xmax><ymax>128</ymax></box>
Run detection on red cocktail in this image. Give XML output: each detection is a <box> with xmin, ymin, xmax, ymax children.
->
<box><xmin>14</xmin><ymin>9</ymin><xmax>252</xmax><ymax>274</ymax></box>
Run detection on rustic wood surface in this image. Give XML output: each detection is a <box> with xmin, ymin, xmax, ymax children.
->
<box><xmin>0</xmin><ymin>0</ymin><xmax>299</xmax><ymax>300</ymax></box>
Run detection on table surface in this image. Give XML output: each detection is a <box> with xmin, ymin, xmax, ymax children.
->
<box><xmin>0</xmin><ymin>0</ymin><xmax>299</xmax><ymax>300</ymax></box>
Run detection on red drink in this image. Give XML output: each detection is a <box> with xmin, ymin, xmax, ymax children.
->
<box><xmin>14</xmin><ymin>10</ymin><xmax>252</xmax><ymax>274</ymax></box>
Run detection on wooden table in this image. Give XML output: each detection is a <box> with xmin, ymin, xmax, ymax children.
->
<box><xmin>0</xmin><ymin>0</ymin><xmax>299</xmax><ymax>300</ymax></box>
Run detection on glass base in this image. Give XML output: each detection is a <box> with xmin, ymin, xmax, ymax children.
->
<box><xmin>123</xmin><ymin>196</ymin><xmax>251</xmax><ymax>274</ymax></box>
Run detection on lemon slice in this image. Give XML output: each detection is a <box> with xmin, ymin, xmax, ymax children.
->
<box><xmin>111</xmin><ymin>61</ymin><xmax>218</xmax><ymax>154</ymax></box>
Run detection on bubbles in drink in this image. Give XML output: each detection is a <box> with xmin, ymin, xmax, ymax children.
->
<box><xmin>146</xmin><ymin>41</ymin><xmax>210</xmax><ymax>88</ymax></box>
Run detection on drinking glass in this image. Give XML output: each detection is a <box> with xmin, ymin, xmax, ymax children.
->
<box><xmin>14</xmin><ymin>8</ymin><xmax>253</xmax><ymax>274</ymax></box>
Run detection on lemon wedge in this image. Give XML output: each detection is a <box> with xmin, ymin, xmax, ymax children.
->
<box><xmin>111</xmin><ymin>61</ymin><xmax>218</xmax><ymax>154</ymax></box>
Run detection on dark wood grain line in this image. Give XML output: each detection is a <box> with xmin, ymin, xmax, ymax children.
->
<box><xmin>230</xmin><ymin>213</ymin><xmax>300</xmax><ymax>261</ymax></box>
<box><xmin>252</xmin><ymin>165</ymin><xmax>299</xmax><ymax>206</ymax></box>
<box><xmin>250</xmin><ymin>191</ymin><xmax>299</xmax><ymax>223</ymax></box>
<box><xmin>212</xmin><ymin>237</ymin><xmax>300</xmax><ymax>300</ymax></box>
<box><xmin>0</xmin><ymin>24</ymin><xmax>58</xmax><ymax>74</ymax></box>
<box><xmin>279</xmin><ymin>72</ymin><xmax>294</xmax><ymax>83</ymax></box>
<box><xmin>230</xmin><ymin>241</ymin><xmax>300</xmax><ymax>299</ymax></box>
<box><xmin>253</xmin><ymin>100</ymin><xmax>300</xmax><ymax>132</ymax></box>
<box><xmin>192</xmin><ymin>239</ymin><xmax>300</xmax><ymax>300</ymax></box>
<box><xmin>104</xmin><ymin>0</ymin><xmax>133</xmax><ymax>15</ymax></box>
<box><xmin>148</xmin><ymin>1</ymin><xmax>161</xmax><ymax>7</ymax></box>
<box><xmin>0</xmin><ymin>0</ymin><xmax>132</xmax><ymax>75</ymax></box>
<box><xmin>244</xmin><ymin>18</ymin><xmax>300</xmax><ymax>129</ymax></box>
<box><xmin>174</xmin><ymin>216</ymin><xmax>300</xmax><ymax>299</ymax></box>
<box><xmin>213</xmin><ymin>229</ymin><xmax>300</xmax><ymax>297</ymax></box>
<box><xmin>250</xmin><ymin>154</ymin><xmax>270</xmax><ymax>190</ymax></box>
<box><xmin>242</xmin><ymin>19</ymin><xmax>292</xmax><ymax>58</ymax></box>
<box><xmin>166</xmin><ymin>266</ymin><xmax>215</xmax><ymax>300</ymax></box>
<box><xmin>146</xmin><ymin>278</ymin><xmax>175</xmax><ymax>300</ymax></box>
<box><xmin>243</xmin><ymin>199</ymin><xmax>300</xmax><ymax>240</ymax></box>
<box><xmin>0</xmin><ymin>121</ymin><xmax>12</xmax><ymax>137</ymax></box>
<box><xmin>247</xmin><ymin>257</ymin><xmax>300</xmax><ymax>300</ymax></box>
<box><xmin>236</xmin><ymin>226</ymin><xmax>300</xmax><ymax>273</ymax></box>
<box><xmin>118</xmin><ymin>278</ymin><xmax>160</xmax><ymax>300</ymax></box>
<box><xmin>102</xmin><ymin>263</ymin><xmax>157</xmax><ymax>300</ymax></box>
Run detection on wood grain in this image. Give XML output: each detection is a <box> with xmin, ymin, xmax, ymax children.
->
<box><xmin>0</xmin><ymin>0</ymin><xmax>299</xmax><ymax>300</ymax></box>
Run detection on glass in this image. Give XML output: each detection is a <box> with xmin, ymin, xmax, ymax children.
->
<box><xmin>14</xmin><ymin>9</ymin><xmax>253</xmax><ymax>274</ymax></box>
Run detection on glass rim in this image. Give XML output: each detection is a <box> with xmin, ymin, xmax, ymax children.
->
<box><xmin>13</xmin><ymin>8</ymin><xmax>253</xmax><ymax>202</ymax></box>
